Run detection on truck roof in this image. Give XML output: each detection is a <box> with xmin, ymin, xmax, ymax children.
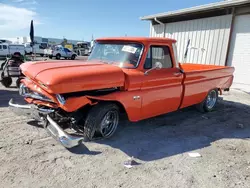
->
<box><xmin>96</xmin><ymin>37</ymin><xmax>177</xmax><ymax>44</ymax></box>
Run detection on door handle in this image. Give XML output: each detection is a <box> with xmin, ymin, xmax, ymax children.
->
<box><xmin>173</xmin><ymin>72</ymin><xmax>182</xmax><ymax>76</ymax></box>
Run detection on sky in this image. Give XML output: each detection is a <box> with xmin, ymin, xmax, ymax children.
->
<box><xmin>0</xmin><ymin>0</ymin><xmax>220</xmax><ymax>41</ymax></box>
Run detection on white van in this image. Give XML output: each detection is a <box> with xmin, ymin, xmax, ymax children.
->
<box><xmin>24</xmin><ymin>43</ymin><xmax>46</xmax><ymax>56</ymax></box>
<box><xmin>0</xmin><ymin>43</ymin><xmax>25</xmax><ymax>57</ymax></box>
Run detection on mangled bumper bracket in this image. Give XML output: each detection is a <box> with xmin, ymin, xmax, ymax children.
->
<box><xmin>9</xmin><ymin>98</ymin><xmax>84</xmax><ymax>148</ymax></box>
<box><xmin>46</xmin><ymin>115</ymin><xmax>84</xmax><ymax>148</ymax></box>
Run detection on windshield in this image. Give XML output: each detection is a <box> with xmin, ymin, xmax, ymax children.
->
<box><xmin>88</xmin><ymin>42</ymin><xmax>143</xmax><ymax>68</ymax></box>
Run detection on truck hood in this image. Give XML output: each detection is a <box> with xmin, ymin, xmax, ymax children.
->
<box><xmin>20</xmin><ymin>60</ymin><xmax>125</xmax><ymax>94</ymax></box>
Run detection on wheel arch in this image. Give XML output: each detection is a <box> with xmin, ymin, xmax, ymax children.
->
<box><xmin>87</xmin><ymin>98</ymin><xmax>127</xmax><ymax>117</ymax></box>
<box><xmin>196</xmin><ymin>88</ymin><xmax>219</xmax><ymax>112</ymax></box>
<box><xmin>60</xmin><ymin>91</ymin><xmax>141</xmax><ymax>122</ymax></box>
<box><xmin>199</xmin><ymin>88</ymin><xmax>219</xmax><ymax>104</ymax></box>
<box><xmin>85</xmin><ymin>96</ymin><xmax>135</xmax><ymax>121</ymax></box>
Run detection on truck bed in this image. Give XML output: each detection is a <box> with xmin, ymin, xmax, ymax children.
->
<box><xmin>179</xmin><ymin>63</ymin><xmax>235</xmax><ymax>109</ymax></box>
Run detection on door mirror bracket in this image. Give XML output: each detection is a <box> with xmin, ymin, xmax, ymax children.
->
<box><xmin>144</xmin><ymin>62</ymin><xmax>163</xmax><ymax>75</ymax></box>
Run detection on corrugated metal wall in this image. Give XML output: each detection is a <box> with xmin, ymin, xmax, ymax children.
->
<box><xmin>150</xmin><ymin>23</ymin><xmax>165</xmax><ymax>37</ymax></box>
<box><xmin>150</xmin><ymin>15</ymin><xmax>233</xmax><ymax>65</ymax></box>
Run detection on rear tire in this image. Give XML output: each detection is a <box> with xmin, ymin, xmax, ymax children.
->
<box><xmin>196</xmin><ymin>89</ymin><xmax>218</xmax><ymax>112</ymax></box>
<box><xmin>56</xmin><ymin>54</ymin><xmax>61</xmax><ymax>60</ymax></box>
<box><xmin>71</xmin><ymin>54</ymin><xmax>76</xmax><ymax>60</ymax></box>
<box><xmin>83</xmin><ymin>103</ymin><xmax>120</xmax><ymax>141</ymax></box>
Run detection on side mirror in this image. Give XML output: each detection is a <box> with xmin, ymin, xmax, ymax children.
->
<box><xmin>155</xmin><ymin>62</ymin><xmax>163</xmax><ymax>69</ymax></box>
<box><xmin>144</xmin><ymin>62</ymin><xmax>163</xmax><ymax>75</ymax></box>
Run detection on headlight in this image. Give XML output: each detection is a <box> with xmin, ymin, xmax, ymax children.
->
<box><xmin>56</xmin><ymin>94</ymin><xmax>66</xmax><ymax>105</ymax></box>
<box><xmin>19</xmin><ymin>85</ymin><xmax>53</xmax><ymax>102</ymax></box>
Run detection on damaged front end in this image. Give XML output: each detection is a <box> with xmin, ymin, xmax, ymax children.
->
<box><xmin>9</xmin><ymin>59</ymin><xmax>127</xmax><ymax>148</ymax></box>
<box><xmin>9</xmin><ymin>81</ymin><xmax>89</xmax><ymax>148</ymax></box>
<box><xmin>9</xmin><ymin>98</ymin><xmax>85</xmax><ymax>148</ymax></box>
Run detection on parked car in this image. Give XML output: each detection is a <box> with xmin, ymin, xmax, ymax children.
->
<box><xmin>48</xmin><ymin>46</ymin><xmax>77</xmax><ymax>60</ymax></box>
<box><xmin>9</xmin><ymin>37</ymin><xmax>234</xmax><ymax>148</ymax></box>
<box><xmin>0</xmin><ymin>43</ymin><xmax>25</xmax><ymax>58</ymax></box>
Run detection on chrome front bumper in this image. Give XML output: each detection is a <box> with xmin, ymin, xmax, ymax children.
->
<box><xmin>9</xmin><ymin>99</ymin><xmax>84</xmax><ymax>148</ymax></box>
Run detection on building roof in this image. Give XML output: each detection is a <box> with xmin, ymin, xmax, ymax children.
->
<box><xmin>96</xmin><ymin>37</ymin><xmax>177</xmax><ymax>43</ymax></box>
<box><xmin>141</xmin><ymin>0</ymin><xmax>250</xmax><ymax>21</ymax></box>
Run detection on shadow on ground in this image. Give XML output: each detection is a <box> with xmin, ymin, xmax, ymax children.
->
<box><xmin>1</xmin><ymin>87</ymin><xmax>250</xmax><ymax>161</ymax></box>
<box><xmin>72</xmin><ymin>98</ymin><xmax>250</xmax><ymax>161</ymax></box>
<box><xmin>67</xmin><ymin>144</ymin><xmax>102</xmax><ymax>155</ymax></box>
<box><xmin>0</xmin><ymin>89</ymin><xmax>22</xmax><ymax>107</ymax></box>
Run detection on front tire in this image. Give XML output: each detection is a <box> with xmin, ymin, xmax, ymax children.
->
<box><xmin>83</xmin><ymin>103</ymin><xmax>120</xmax><ymax>141</ymax></box>
<box><xmin>56</xmin><ymin>54</ymin><xmax>61</xmax><ymax>60</ymax></box>
<box><xmin>16</xmin><ymin>77</ymin><xmax>24</xmax><ymax>88</ymax></box>
<box><xmin>196</xmin><ymin>89</ymin><xmax>218</xmax><ymax>112</ymax></box>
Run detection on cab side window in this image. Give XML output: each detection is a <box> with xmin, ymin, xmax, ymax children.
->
<box><xmin>144</xmin><ymin>46</ymin><xmax>173</xmax><ymax>69</ymax></box>
<box><xmin>0</xmin><ymin>45</ymin><xmax>2</xmax><ymax>50</ymax></box>
<box><xmin>3</xmin><ymin>45</ymin><xmax>7</xmax><ymax>49</ymax></box>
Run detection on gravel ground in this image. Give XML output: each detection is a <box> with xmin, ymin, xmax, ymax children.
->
<box><xmin>0</xmin><ymin>72</ymin><xmax>250</xmax><ymax>188</ymax></box>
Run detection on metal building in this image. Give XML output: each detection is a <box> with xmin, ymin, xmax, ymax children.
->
<box><xmin>141</xmin><ymin>0</ymin><xmax>250</xmax><ymax>88</ymax></box>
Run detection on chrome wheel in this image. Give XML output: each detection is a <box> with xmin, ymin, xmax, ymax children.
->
<box><xmin>206</xmin><ymin>90</ymin><xmax>217</xmax><ymax>109</ymax></box>
<box><xmin>100</xmin><ymin>110</ymin><xmax>119</xmax><ymax>138</ymax></box>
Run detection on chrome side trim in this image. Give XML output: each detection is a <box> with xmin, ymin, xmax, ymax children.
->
<box><xmin>46</xmin><ymin>115</ymin><xmax>84</xmax><ymax>148</ymax></box>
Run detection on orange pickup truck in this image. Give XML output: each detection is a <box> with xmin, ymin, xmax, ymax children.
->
<box><xmin>9</xmin><ymin>37</ymin><xmax>234</xmax><ymax>148</ymax></box>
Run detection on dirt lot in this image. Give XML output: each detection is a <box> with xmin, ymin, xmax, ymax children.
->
<box><xmin>0</xmin><ymin>81</ymin><xmax>250</xmax><ymax>188</ymax></box>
